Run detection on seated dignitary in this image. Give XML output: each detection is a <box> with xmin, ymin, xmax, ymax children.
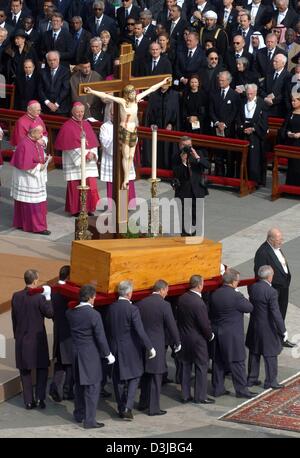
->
<box><xmin>210</xmin><ymin>268</ymin><xmax>256</xmax><ymax>399</ymax></box>
<box><xmin>66</xmin><ymin>284</ymin><xmax>115</xmax><ymax>429</ymax></box>
<box><xmin>49</xmin><ymin>265</ymin><xmax>74</xmax><ymax>403</ymax></box>
<box><xmin>177</xmin><ymin>275</ymin><xmax>215</xmax><ymax>404</ymax></box>
<box><xmin>11</xmin><ymin>269</ymin><xmax>53</xmax><ymax>409</ymax></box>
<box><xmin>246</xmin><ymin>265</ymin><xmax>287</xmax><ymax>390</ymax></box>
<box><xmin>107</xmin><ymin>280</ymin><xmax>156</xmax><ymax>420</ymax></box>
<box><xmin>136</xmin><ymin>279</ymin><xmax>181</xmax><ymax>416</ymax></box>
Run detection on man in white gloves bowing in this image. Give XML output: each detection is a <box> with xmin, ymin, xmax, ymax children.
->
<box><xmin>66</xmin><ymin>284</ymin><xmax>115</xmax><ymax>429</ymax></box>
<box><xmin>107</xmin><ymin>280</ymin><xmax>156</xmax><ymax>420</ymax></box>
<box><xmin>11</xmin><ymin>269</ymin><xmax>53</xmax><ymax>410</ymax></box>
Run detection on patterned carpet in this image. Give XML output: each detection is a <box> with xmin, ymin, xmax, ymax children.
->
<box><xmin>221</xmin><ymin>372</ymin><xmax>300</xmax><ymax>433</ymax></box>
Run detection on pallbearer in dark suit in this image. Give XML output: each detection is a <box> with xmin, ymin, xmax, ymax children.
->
<box><xmin>177</xmin><ymin>275</ymin><xmax>215</xmax><ymax>404</ymax></box>
<box><xmin>66</xmin><ymin>285</ymin><xmax>115</xmax><ymax>429</ymax></box>
<box><xmin>136</xmin><ymin>280</ymin><xmax>181</xmax><ymax>416</ymax></box>
<box><xmin>49</xmin><ymin>265</ymin><xmax>74</xmax><ymax>403</ymax></box>
<box><xmin>11</xmin><ymin>269</ymin><xmax>53</xmax><ymax>409</ymax></box>
<box><xmin>246</xmin><ymin>265</ymin><xmax>287</xmax><ymax>390</ymax></box>
<box><xmin>107</xmin><ymin>280</ymin><xmax>156</xmax><ymax>420</ymax></box>
<box><xmin>210</xmin><ymin>268</ymin><xmax>256</xmax><ymax>399</ymax></box>
<box><xmin>254</xmin><ymin>228</ymin><xmax>296</xmax><ymax>348</ymax></box>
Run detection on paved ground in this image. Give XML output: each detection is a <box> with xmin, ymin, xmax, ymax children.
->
<box><xmin>0</xmin><ymin>161</ymin><xmax>299</xmax><ymax>438</ymax></box>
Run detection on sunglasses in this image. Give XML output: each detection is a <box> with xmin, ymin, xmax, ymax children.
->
<box><xmin>127</xmin><ymin>22</ymin><xmax>135</xmax><ymax>25</ymax></box>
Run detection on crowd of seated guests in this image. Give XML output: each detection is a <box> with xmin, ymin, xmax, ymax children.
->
<box><xmin>1</xmin><ymin>0</ymin><xmax>300</xmax><ymax>184</ymax></box>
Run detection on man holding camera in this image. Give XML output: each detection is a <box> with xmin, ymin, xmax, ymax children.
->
<box><xmin>173</xmin><ymin>136</ymin><xmax>210</xmax><ymax>236</ymax></box>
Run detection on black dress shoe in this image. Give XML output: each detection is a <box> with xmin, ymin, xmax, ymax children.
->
<box><xmin>25</xmin><ymin>401</ymin><xmax>36</xmax><ymax>410</ymax></box>
<box><xmin>162</xmin><ymin>377</ymin><xmax>173</xmax><ymax>385</ymax></box>
<box><xmin>236</xmin><ymin>391</ymin><xmax>256</xmax><ymax>399</ymax></box>
<box><xmin>264</xmin><ymin>383</ymin><xmax>284</xmax><ymax>390</ymax></box>
<box><xmin>100</xmin><ymin>388</ymin><xmax>112</xmax><ymax>398</ymax></box>
<box><xmin>37</xmin><ymin>400</ymin><xmax>46</xmax><ymax>409</ymax></box>
<box><xmin>123</xmin><ymin>408</ymin><xmax>134</xmax><ymax>420</ymax></box>
<box><xmin>197</xmin><ymin>398</ymin><xmax>215</xmax><ymax>404</ymax></box>
<box><xmin>137</xmin><ymin>404</ymin><xmax>147</xmax><ymax>411</ymax></box>
<box><xmin>148</xmin><ymin>410</ymin><xmax>167</xmax><ymax>416</ymax></box>
<box><xmin>181</xmin><ymin>396</ymin><xmax>193</xmax><ymax>404</ymax></box>
<box><xmin>283</xmin><ymin>340</ymin><xmax>296</xmax><ymax>348</ymax></box>
<box><xmin>211</xmin><ymin>390</ymin><xmax>230</xmax><ymax>397</ymax></box>
<box><xmin>49</xmin><ymin>389</ymin><xmax>62</xmax><ymax>403</ymax></box>
<box><xmin>247</xmin><ymin>380</ymin><xmax>262</xmax><ymax>387</ymax></box>
<box><xmin>84</xmin><ymin>421</ymin><xmax>105</xmax><ymax>429</ymax></box>
<box><xmin>37</xmin><ymin>230</ymin><xmax>51</xmax><ymax>235</ymax></box>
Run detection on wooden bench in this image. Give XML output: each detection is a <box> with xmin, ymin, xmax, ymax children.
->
<box><xmin>272</xmin><ymin>144</ymin><xmax>300</xmax><ymax>200</ymax></box>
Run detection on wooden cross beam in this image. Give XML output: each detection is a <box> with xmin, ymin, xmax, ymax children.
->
<box><xmin>79</xmin><ymin>43</ymin><xmax>171</xmax><ymax>236</ymax></box>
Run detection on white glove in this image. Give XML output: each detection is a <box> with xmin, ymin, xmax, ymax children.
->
<box><xmin>174</xmin><ymin>344</ymin><xmax>181</xmax><ymax>353</ymax></box>
<box><xmin>106</xmin><ymin>353</ymin><xmax>115</xmax><ymax>364</ymax></box>
<box><xmin>209</xmin><ymin>332</ymin><xmax>215</xmax><ymax>342</ymax></box>
<box><xmin>283</xmin><ymin>331</ymin><xmax>288</xmax><ymax>342</ymax></box>
<box><xmin>42</xmin><ymin>285</ymin><xmax>51</xmax><ymax>301</ymax></box>
<box><xmin>148</xmin><ymin>347</ymin><xmax>156</xmax><ymax>359</ymax></box>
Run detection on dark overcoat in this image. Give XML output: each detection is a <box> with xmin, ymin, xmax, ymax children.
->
<box><xmin>52</xmin><ymin>289</ymin><xmax>72</xmax><ymax>365</ymax></box>
<box><xmin>11</xmin><ymin>289</ymin><xmax>53</xmax><ymax>369</ymax></box>
<box><xmin>210</xmin><ymin>285</ymin><xmax>253</xmax><ymax>363</ymax></box>
<box><xmin>107</xmin><ymin>299</ymin><xmax>152</xmax><ymax>381</ymax></box>
<box><xmin>66</xmin><ymin>305</ymin><xmax>110</xmax><ymax>385</ymax></box>
<box><xmin>177</xmin><ymin>291</ymin><xmax>213</xmax><ymax>365</ymax></box>
<box><xmin>246</xmin><ymin>280</ymin><xmax>286</xmax><ymax>356</ymax></box>
<box><xmin>136</xmin><ymin>294</ymin><xmax>180</xmax><ymax>374</ymax></box>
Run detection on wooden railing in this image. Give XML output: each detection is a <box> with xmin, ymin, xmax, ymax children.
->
<box><xmin>272</xmin><ymin>144</ymin><xmax>300</xmax><ymax>200</ymax></box>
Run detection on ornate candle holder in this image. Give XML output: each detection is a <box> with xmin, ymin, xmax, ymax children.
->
<box><xmin>75</xmin><ymin>185</ymin><xmax>92</xmax><ymax>240</ymax></box>
<box><xmin>148</xmin><ymin>177</ymin><xmax>161</xmax><ymax>237</ymax></box>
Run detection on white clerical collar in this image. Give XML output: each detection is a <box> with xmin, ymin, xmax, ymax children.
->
<box><xmin>119</xmin><ymin>296</ymin><xmax>132</xmax><ymax>303</ymax></box>
<box><xmin>75</xmin><ymin>301</ymin><xmax>93</xmax><ymax>308</ymax></box>
<box><xmin>190</xmin><ymin>289</ymin><xmax>202</xmax><ymax>297</ymax></box>
<box><xmin>58</xmin><ymin>280</ymin><xmax>66</xmax><ymax>285</ymax></box>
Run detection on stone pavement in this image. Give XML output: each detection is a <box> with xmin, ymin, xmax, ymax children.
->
<box><xmin>0</xmin><ymin>162</ymin><xmax>299</xmax><ymax>438</ymax></box>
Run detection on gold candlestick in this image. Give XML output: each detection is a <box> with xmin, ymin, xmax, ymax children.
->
<box><xmin>75</xmin><ymin>185</ymin><xmax>92</xmax><ymax>240</ymax></box>
<box><xmin>148</xmin><ymin>177</ymin><xmax>161</xmax><ymax>236</ymax></box>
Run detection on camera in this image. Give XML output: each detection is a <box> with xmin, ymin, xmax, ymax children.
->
<box><xmin>181</xmin><ymin>145</ymin><xmax>192</xmax><ymax>155</ymax></box>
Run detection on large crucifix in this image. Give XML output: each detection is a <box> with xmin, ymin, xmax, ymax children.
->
<box><xmin>79</xmin><ymin>43</ymin><xmax>171</xmax><ymax>236</ymax></box>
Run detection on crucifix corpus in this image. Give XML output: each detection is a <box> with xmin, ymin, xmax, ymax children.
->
<box><xmin>79</xmin><ymin>43</ymin><xmax>171</xmax><ymax>235</ymax></box>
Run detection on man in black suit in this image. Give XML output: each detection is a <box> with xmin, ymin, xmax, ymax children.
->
<box><xmin>224</xmin><ymin>34</ymin><xmax>253</xmax><ymax>74</ymax></box>
<box><xmin>0</xmin><ymin>9</ymin><xmax>14</xmax><ymax>37</ymax></box>
<box><xmin>173</xmin><ymin>139</ymin><xmax>209</xmax><ymax>236</ymax></box>
<box><xmin>140</xmin><ymin>9</ymin><xmax>157</xmax><ymax>42</ymax></box>
<box><xmin>0</xmin><ymin>27</ymin><xmax>9</xmax><ymax>77</ymax></box>
<box><xmin>66</xmin><ymin>284</ymin><xmax>115</xmax><ymax>429</ymax></box>
<box><xmin>38</xmin><ymin>50</ymin><xmax>70</xmax><ymax>116</ymax></box>
<box><xmin>38</xmin><ymin>2</ymin><xmax>70</xmax><ymax>33</ymax></box>
<box><xmin>107</xmin><ymin>280</ymin><xmax>155</xmax><ymax>420</ymax></box>
<box><xmin>40</xmin><ymin>12</ymin><xmax>74</xmax><ymax>66</ymax></box>
<box><xmin>210</xmin><ymin>268</ymin><xmax>255</xmax><ymax>399</ymax></box>
<box><xmin>157</xmin><ymin>0</ymin><xmax>176</xmax><ymax>27</ymax></box>
<box><xmin>14</xmin><ymin>58</ymin><xmax>39</xmax><ymax>110</ymax></box>
<box><xmin>177</xmin><ymin>275</ymin><xmax>215</xmax><ymax>404</ymax></box>
<box><xmin>70</xmin><ymin>16</ymin><xmax>91</xmax><ymax>65</ymax></box>
<box><xmin>89</xmin><ymin>36</ymin><xmax>112</xmax><ymax>79</ymax></box>
<box><xmin>261</xmin><ymin>53</ymin><xmax>291</xmax><ymax>117</ymax></box>
<box><xmin>209</xmin><ymin>70</ymin><xmax>241</xmax><ymax>176</ymax></box>
<box><xmin>142</xmin><ymin>40</ymin><xmax>172</xmax><ymax>76</ymax></box>
<box><xmin>6</xmin><ymin>0</ymin><xmax>30</xmax><ymax>29</ymax></box>
<box><xmin>11</xmin><ymin>269</ymin><xmax>53</xmax><ymax>409</ymax></box>
<box><xmin>132</xmin><ymin>20</ymin><xmax>151</xmax><ymax>76</ymax></box>
<box><xmin>137</xmin><ymin>279</ymin><xmax>181</xmax><ymax>416</ymax></box>
<box><xmin>217</xmin><ymin>0</ymin><xmax>238</xmax><ymax>43</ymax></box>
<box><xmin>254</xmin><ymin>228</ymin><xmax>296</xmax><ymax>347</ymax></box>
<box><xmin>233</xmin><ymin>11</ymin><xmax>254</xmax><ymax>50</ymax></box>
<box><xmin>246</xmin><ymin>265</ymin><xmax>287</xmax><ymax>390</ymax></box>
<box><xmin>166</xmin><ymin>5</ymin><xmax>189</xmax><ymax>52</ymax></box>
<box><xmin>22</xmin><ymin>16</ymin><xmax>40</xmax><ymax>48</ymax></box>
<box><xmin>249</xmin><ymin>0</ymin><xmax>272</xmax><ymax>29</ymax></box>
<box><xmin>174</xmin><ymin>31</ymin><xmax>205</xmax><ymax>86</ymax></box>
<box><xmin>272</xmin><ymin>0</ymin><xmax>299</xmax><ymax>29</ymax></box>
<box><xmin>117</xmin><ymin>0</ymin><xmax>141</xmax><ymax>34</ymax></box>
<box><xmin>254</xmin><ymin>32</ymin><xmax>286</xmax><ymax>78</ymax></box>
<box><xmin>85</xmin><ymin>0</ymin><xmax>117</xmax><ymax>43</ymax></box>
<box><xmin>49</xmin><ymin>265</ymin><xmax>74</xmax><ymax>403</ymax></box>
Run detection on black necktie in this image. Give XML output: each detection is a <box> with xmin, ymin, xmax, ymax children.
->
<box><xmin>273</xmin><ymin>72</ymin><xmax>279</xmax><ymax>81</ymax></box>
<box><xmin>12</xmin><ymin>15</ymin><xmax>17</xmax><ymax>26</ymax></box>
<box><xmin>242</xmin><ymin>31</ymin><xmax>246</xmax><ymax>38</ymax></box>
<box><xmin>236</xmin><ymin>53</ymin><xmax>240</xmax><ymax>58</ymax></box>
<box><xmin>187</xmin><ymin>50</ymin><xmax>192</xmax><ymax>59</ymax></box>
<box><xmin>26</xmin><ymin>75</ymin><xmax>30</xmax><ymax>81</ymax></box>
<box><xmin>125</xmin><ymin>9</ymin><xmax>129</xmax><ymax>19</ymax></box>
<box><xmin>135</xmin><ymin>38</ymin><xmax>139</xmax><ymax>47</ymax></box>
<box><xmin>221</xmin><ymin>89</ymin><xmax>225</xmax><ymax>99</ymax></box>
<box><xmin>268</xmin><ymin>50</ymin><xmax>272</xmax><ymax>60</ymax></box>
<box><xmin>152</xmin><ymin>60</ymin><xmax>157</xmax><ymax>71</ymax></box>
